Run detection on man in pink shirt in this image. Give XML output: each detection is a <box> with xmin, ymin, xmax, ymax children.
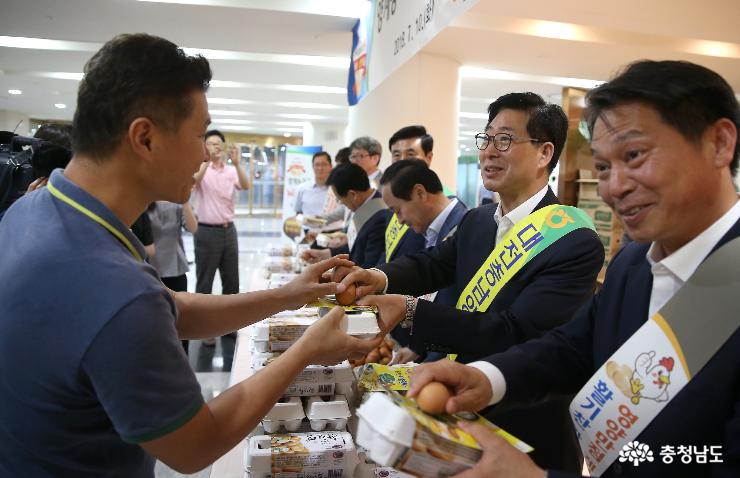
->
<box><xmin>193</xmin><ymin>129</ymin><xmax>249</xmax><ymax>371</ymax></box>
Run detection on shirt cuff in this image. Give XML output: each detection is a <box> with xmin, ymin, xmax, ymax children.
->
<box><xmin>467</xmin><ymin>361</ymin><xmax>507</xmax><ymax>407</ymax></box>
<box><xmin>368</xmin><ymin>267</ymin><xmax>389</xmax><ymax>294</ymax></box>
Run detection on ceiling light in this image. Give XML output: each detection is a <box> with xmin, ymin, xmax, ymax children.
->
<box><xmin>283</xmin><ymin>133</ymin><xmax>291</xmax><ymax>137</ymax></box>
<box><xmin>460</xmin><ymin>66</ymin><xmax>603</xmax><ymax>90</ymax></box>
<box><xmin>208</xmin><ymin>109</ymin><xmax>251</xmax><ymax>116</ymax></box>
<box><xmin>209</xmin><ymin>80</ymin><xmax>345</xmax><ymax>94</ymax></box>
<box><xmin>529</xmin><ymin>21</ymin><xmax>582</xmax><ymax>41</ymax></box>
<box><xmin>208</xmin><ymin>118</ymin><xmax>254</xmax><ymax>124</ymax></box>
<box><xmin>278</xmin><ymin>128</ymin><xmax>304</xmax><ymax>133</ymax></box>
<box><xmin>0</xmin><ymin>35</ymin><xmax>98</xmax><ymax>51</ymax></box>
<box><xmin>685</xmin><ymin>39</ymin><xmax>740</xmax><ymax>58</ymax></box>
<box><xmin>271</xmin><ymin>121</ymin><xmax>307</xmax><ymax>127</ymax></box>
<box><xmin>207</xmin><ymin>97</ymin><xmax>252</xmax><ymax>105</ymax></box>
<box><xmin>54</xmin><ymin>103</ymin><xmax>67</xmax><ymax>109</ymax></box>
<box><xmin>8</xmin><ymin>89</ymin><xmax>22</xmax><ymax>95</ymax></box>
<box><xmin>275</xmin><ymin>102</ymin><xmax>345</xmax><ymax>110</ymax></box>
<box><xmin>277</xmin><ymin>113</ymin><xmax>330</xmax><ymax>120</ymax></box>
<box><xmin>213</xmin><ymin>124</ymin><xmax>253</xmax><ymax>131</ymax></box>
<box><xmin>183</xmin><ymin>47</ymin><xmax>346</xmax><ymax>69</ymax></box>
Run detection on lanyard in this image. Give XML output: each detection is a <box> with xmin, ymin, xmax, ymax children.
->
<box><xmin>47</xmin><ymin>180</ymin><xmax>143</xmax><ymax>262</ymax></box>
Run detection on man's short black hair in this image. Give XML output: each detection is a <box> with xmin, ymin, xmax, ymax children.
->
<box><xmin>34</xmin><ymin>123</ymin><xmax>73</xmax><ymax>150</ymax></box>
<box><xmin>326</xmin><ymin>163</ymin><xmax>370</xmax><ymax>197</ymax></box>
<box><xmin>73</xmin><ymin>33</ymin><xmax>212</xmax><ymax>160</ymax></box>
<box><xmin>585</xmin><ymin>60</ymin><xmax>740</xmax><ymax>176</ymax></box>
<box><xmin>487</xmin><ymin>92</ymin><xmax>568</xmax><ymax>173</ymax></box>
<box><xmin>380</xmin><ymin>159</ymin><xmax>443</xmax><ymax>200</ymax></box>
<box><xmin>388</xmin><ymin>125</ymin><xmax>434</xmax><ymax>155</ymax></box>
<box><xmin>334</xmin><ymin>147</ymin><xmax>351</xmax><ymax>165</ymax></box>
<box><xmin>312</xmin><ymin>151</ymin><xmax>332</xmax><ymax>165</ymax></box>
<box><xmin>205</xmin><ymin>130</ymin><xmax>225</xmax><ymax>143</ymax></box>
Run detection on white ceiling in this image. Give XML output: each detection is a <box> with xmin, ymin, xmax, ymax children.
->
<box><xmin>1</xmin><ymin>0</ymin><xmax>739</xmax><ymax>141</ymax></box>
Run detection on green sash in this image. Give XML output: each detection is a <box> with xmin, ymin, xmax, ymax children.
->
<box><xmin>448</xmin><ymin>205</ymin><xmax>595</xmax><ymax>360</ymax></box>
<box><xmin>385</xmin><ymin>213</ymin><xmax>409</xmax><ymax>262</ymax></box>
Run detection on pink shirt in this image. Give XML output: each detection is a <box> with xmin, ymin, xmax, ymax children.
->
<box><xmin>193</xmin><ymin>162</ymin><xmax>241</xmax><ymax>224</ymax></box>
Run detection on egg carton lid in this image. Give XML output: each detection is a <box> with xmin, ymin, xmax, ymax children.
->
<box><xmin>342</xmin><ymin>312</ymin><xmax>380</xmax><ymax>337</ymax></box>
<box><xmin>263</xmin><ymin>397</ymin><xmax>306</xmax><ymax>421</ymax></box>
<box><xmin>305</xmin><ymin>395</ymin><xmax>351</xmax><ymax>420</ymax></box>
<box><xmin>356</xmin><ymin>392</ymin><xmax>415</xmax><ymax>451</ymax></box>
<box><xmin>245</xmin><ymin>431</ymin><xmax>358</xmax><ymax>472</ymax></box>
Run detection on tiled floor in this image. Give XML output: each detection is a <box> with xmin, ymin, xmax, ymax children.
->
<box><xmin>155</xmin><ymin>214</ymin><xmax>285</xmax><ymax>478</ymax></box>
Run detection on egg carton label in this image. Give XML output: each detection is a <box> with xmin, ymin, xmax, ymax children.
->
<box><xmin>269</xmin><ymin>433</ymin><xmax>353</xmax><ymax>471</ymax></box>
<box><xmin>283</xmin><ymin>382</ymin><xmax>335</xmax><ymax>397</ymax></box>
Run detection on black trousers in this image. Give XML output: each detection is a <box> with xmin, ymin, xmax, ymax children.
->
<box><xmin>194</xmin><ymin>223</ymin><xmax>239</xmax><ymax>371</ymax></box>
<box><xmin>161</xmin><ymin>274</ymin><xmax>189</xmax><ymax>355</ymax></box>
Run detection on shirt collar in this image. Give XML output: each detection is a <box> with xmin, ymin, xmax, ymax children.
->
<box><xmin>494</xmin><ymin>184</ymin><xmax>549</xmax><ymax>227</ymax></box>
<box><xmin>427</xmin><ymin>198</ymin><xmax>458</xmax><ymax>238</ymax></box>
<box><xmin>48</xmin><ymin>169</ymin><xmax>147</xmax><ymax>260</ymax></box>
<box><xmin>647</xmin><ymin>198</ymin><xmax>740</xmax><ymax>282</ymax></box>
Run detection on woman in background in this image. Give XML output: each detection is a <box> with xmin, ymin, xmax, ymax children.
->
<box><xmin>148</xmin><ymin>200</ymin><xmax>198</xmax><ymax>354</ymax></box>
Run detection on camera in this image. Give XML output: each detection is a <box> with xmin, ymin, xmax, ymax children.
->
<box><xmin>0</xmin><ymin>131</ymin><xmax>73</xmax><ymax>216</ymax></box>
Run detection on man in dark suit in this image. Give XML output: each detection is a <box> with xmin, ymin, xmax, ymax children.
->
<box><xmin>408</xmin><ymin>61</ymin><xmax>740</xmax><ymax>478</ymax></box>
<box><xmin>301</xmin><ymin>163</ymin><xmax>391</xmax><ymax>268</ymax></box>
<box><xmin>342</xmin><ymin>93</ymin><xmax>604</xmax><ymax>471</ymax></box>
<box><xmin>378</xmin><ymin>159</ymin><xmax>468</xmax><ymax>360</ymax></box>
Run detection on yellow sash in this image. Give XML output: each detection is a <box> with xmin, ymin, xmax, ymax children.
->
<box><xmin>385</xmin><ymin>213</ymin><xmax>409</xmax><ymax>262</ymax></box>
<box><xmin>448</xmin><ymin>205</ymin><xmax>594</xmax><ymax>360</ymax></box>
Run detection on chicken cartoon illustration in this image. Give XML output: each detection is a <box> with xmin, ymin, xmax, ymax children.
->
<box><xmin>628</xmin><ymin>351</ymin><xmax>674</xmax><ymax>405</ymax></box>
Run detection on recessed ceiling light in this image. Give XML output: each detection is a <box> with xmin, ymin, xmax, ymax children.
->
<box><xmin>8</xmin><ymin>89</ymin><xmax>22</xmax><ymax>95</ymax></box>
<box><xmin>54</xmin><ymin>103</ymin><xmax>67</xmax><ymax>109</ymax></box>
<box><xmin>283</xmin><ymin>133</ymin><xmax>291</xmax><ymax>137</ymax></box>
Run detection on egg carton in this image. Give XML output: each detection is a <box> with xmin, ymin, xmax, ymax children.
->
<box><xmin>304</xmin><ymin>394</ymin><xmax>351</xmax><ymax>431</ymax></box>
<box><xmin>264</xmin><ymin>256</ymin><xmax>300</xmax><ymax>274</ymax></box>
<box><xmin>251</xmin><ymin>315</ymin><xmax>317</xmax><ymax>352</ymax></box>
<box><xmin>251</xmin><ymin>353</ymin><xmax>355</xmax><ymax>398</ymax></box>
<box><xmin>356</xmin><ymin>392</ymin><xmax>532</xmax><ymax>477</ymax></box>
<box><xmin>316</xmin><ymin>307</ymin><xmax>381</xmax><ymax>340</ymax></box>
<box><xmin>267</xmin><ymin>244</ymin><xmax>295</xmax><ymax>257</ymax></box>
<box><xmin>262</xmin><ymin>397</ymin><xmax>305</xmax><ymax>433</ymax></box>
<box><xmin>244</xmin><ymin>431</ymin><xmax>358</xmax><ymax>478</ymax></box>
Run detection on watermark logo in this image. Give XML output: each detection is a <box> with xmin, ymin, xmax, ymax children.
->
<box><xmin>619</xmin><ymin>440</ymin><xmax>654</xmax><ymax>466</ymax></box>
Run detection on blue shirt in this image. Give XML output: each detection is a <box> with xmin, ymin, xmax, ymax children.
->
<box><xmin>0</xmin><ymin>170</ymin><xmax>203</xmax><ymax>477</ymax></box>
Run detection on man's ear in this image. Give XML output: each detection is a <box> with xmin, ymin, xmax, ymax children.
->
<box><xmin>538</xmin><ymin>142</ymin><xmax>555</xmax><ymax>171</ymax></box>
<box><xmin>128</xmin><ymin>117</ymin><xmax>157</xmax><ymax>160</ymax></box>
<box><xmin>412</xmin><ymin>183</ymin><xmax>426</xmax><ymax>201</ymax></box>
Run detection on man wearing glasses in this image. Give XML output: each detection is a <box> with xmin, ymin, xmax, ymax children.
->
<box><xmin>349</xmin><ymin>136</ymin><xmax>383</xmax><ymax>189</ymax></box>
<box><xmin>339</xmin><ymin>92</ymin><xmax>604</xmax><ymax>471</ymax></box>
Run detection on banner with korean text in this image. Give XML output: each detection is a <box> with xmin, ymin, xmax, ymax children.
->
<box><xmin>348</xmin><ymin>0</ymin><xmax>479</xmax><ymax>105</ymax></box>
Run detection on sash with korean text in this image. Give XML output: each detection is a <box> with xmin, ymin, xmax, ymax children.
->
<box><xmin>570</xmin><ymin>236</ymin><xmax>740</xmax><ymax>476</ymax></box>
<box><xmin>385</xmin><ymin>213</ymin><xmax>409</xmax><ymax>262</ymax></box>
<box><xmin>455</xmin><ymin>205</ymin><xmax>594</xmax><ymax>312</ymax></box>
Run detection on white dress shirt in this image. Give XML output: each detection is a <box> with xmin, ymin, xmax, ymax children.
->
<box><xmin>425</xmin><ymin>198</ymin><xmax>458</xmax><ymax>247</ymax></box>
<box><xmin>478</xmin><ymin>196</ymin><xmax>740</xmax><ymax>407</ymax></box>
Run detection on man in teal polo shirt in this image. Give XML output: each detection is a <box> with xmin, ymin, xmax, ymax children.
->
<box><xmin>0</xmin><ymin>33</ymin><xmax>378</xmax><ymax>477</ymax></box>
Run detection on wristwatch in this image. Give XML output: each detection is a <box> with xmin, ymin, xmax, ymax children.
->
<box><xmin>400</xmin><ymin>295</ymin><xmax>417</xmax><ymax>330</ymax></box>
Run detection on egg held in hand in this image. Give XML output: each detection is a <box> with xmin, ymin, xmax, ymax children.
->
<box><xmin>415</xmin><ymin>382</ymin><xmax>452</xmax><ymax>415</ymax></box>
<box><xmin>332</xmin><ymin>266</ymin><xmax>356</xmax><ymax>305</ymax></box>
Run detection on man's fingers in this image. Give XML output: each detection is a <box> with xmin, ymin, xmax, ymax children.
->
<box><xmin>407</xmin><ymin>363</ymin><xmax>442</xmax><ymax>397</ymax></box>
<box><xmin>458</xmin><ymin>422</ymin><xmax>508</xmax><ymax>450</ymax></box>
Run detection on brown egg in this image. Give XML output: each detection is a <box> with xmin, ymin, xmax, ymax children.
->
<box><xmin>335</xmin><ymin>282</ymin><xmax>356</xmax><ymax>305</ymax></box>
<box><xmin>416</xmin><ymin>382</ymin><xmax>452</xmax><ymax>415</ymax></box>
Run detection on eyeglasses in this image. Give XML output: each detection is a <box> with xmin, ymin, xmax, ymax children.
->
<box><xmin>349</xmin><ymin>152</ymin><xmax>370</xmax><ymax>162</ymax></box>
<box><xmin>475</xmin><ymin>132</ymin><xmax>541</xmax><ymax>152</ymax></box>
<box><xmin>205</xmin><ymin>141</ymin><xmax>223</xmax><ymax>147</ymax></box>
